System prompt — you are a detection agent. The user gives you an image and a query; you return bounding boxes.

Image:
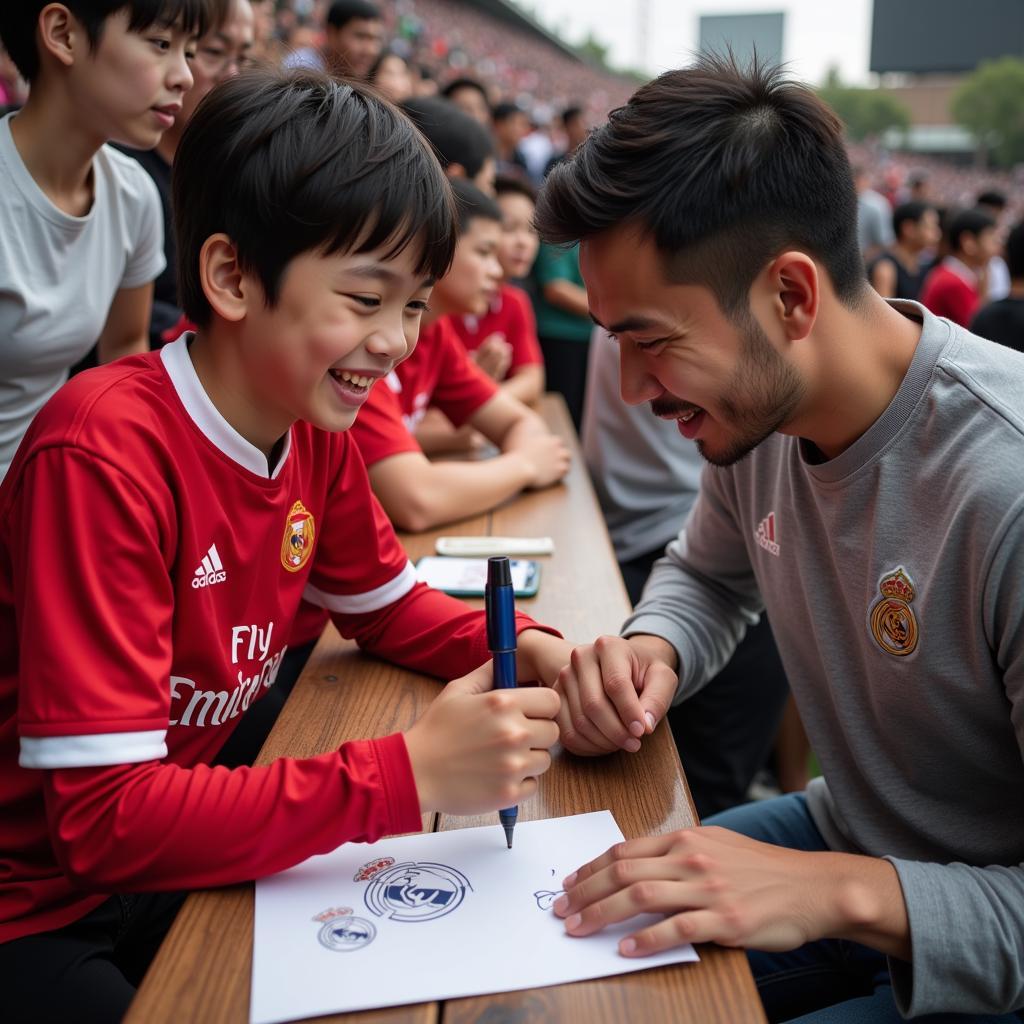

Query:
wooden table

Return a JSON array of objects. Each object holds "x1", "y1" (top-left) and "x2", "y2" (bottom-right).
[{"x1": 127, "y1": 396, "x2": 765, "y2": 1024}]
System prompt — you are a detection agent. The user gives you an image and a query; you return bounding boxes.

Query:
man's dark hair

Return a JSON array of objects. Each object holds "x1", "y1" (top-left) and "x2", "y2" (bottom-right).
[
  {"x1": 450, "y1": 178, "x2": 502, "y2": 235},
  {"x1": 491, "y1": 101, "x2": 524, "y2": 124},
  {"x1": 976, "y1": 190, "x2": 1007, "y2": 211},
  {"x1": 946, "y1": 208, "x2": 996, "y2": 254},
  {"x1": 494, "y1": 175, "x2": 536, "y2": 204},
  {"x1": 0, "y1": 0, "x2": 209, "y2": 82},
  {"x1": 442, "y1": 77, "x2": 488, "y2": 104},
  {"x1": 892, "y1": 201, "x2": 932, "y2": 241},
  {"x1": 174, "y1": 68, "x2": 456, "y2": 327},
  {"x1": 401, "y1": 96, "x2": 495, "y2": 179},
  {"x1": 326, "y1": 0, "x2": 380, "y2": 29},
  {"x1": 1005, "y1": 222, "x2": 1024, "y2": 280},
  {"x1": 536, "y1": 54, "x2": 866, "y2": 316}
]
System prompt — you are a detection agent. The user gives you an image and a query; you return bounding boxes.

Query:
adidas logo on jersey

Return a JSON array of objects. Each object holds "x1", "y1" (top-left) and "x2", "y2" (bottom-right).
[
  {"x1": 755, "y1": 512, "x2": 780, "y2": 557},
  {"x1": 192, "y1": 544, "x2": 227, "y2": 588}
]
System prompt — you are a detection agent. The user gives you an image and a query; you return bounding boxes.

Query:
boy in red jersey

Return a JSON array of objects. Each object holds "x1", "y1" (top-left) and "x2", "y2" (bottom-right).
[{"x1": 0, "y1": 68, "x2": 569, "y2": 1020}]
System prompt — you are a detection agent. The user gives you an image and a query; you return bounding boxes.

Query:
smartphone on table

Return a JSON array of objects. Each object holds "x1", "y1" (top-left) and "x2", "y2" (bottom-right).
[{"x1": 414, "y1": 556, "x2": 541, "y2": 597}]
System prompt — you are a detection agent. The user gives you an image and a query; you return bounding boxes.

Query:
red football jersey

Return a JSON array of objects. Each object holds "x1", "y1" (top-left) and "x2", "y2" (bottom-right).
[
  {"x1": 920, "y1": 259, "x2": 981, "y2": 328},
  {"x1": 450, "y1": 284, "x2": 544, "y2": 377},
  {"x1": 350, "y1": 315, "x2": 499, "y2": 468},
  {"x1": 0, "y1": 336, "x2": 528, "y2": 942}
]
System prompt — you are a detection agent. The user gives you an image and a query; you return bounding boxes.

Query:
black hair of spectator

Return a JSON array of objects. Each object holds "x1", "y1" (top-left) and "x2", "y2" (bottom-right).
[
  {"x1": 561, "y1": 105, "x2": 583, "y2": 126},
  {"x1": 368, "y1": 48, "x2": 406, "y2": 82},
  {"x1": 442, "y1": 77, "x2": 488, "y2": 103},
  {"x1": 450, "y1": 177, "x2": 502, "y2": 235},
  {"x1": 1005, "y1": 222, "x2": 1024, "y2": 281},
  {"x1": 401, "y1": 96, "x2": 495, "y2": 178},
  {"x1": 946, "y1": 208, "x2": 996, "y2": 254},
  {"x1": 536, "y1": 53, "x2": 866, "y2": 316},
  {"x1": 892, "y1": 201, "x2": 932, "y2": 241},
  {"x1": 494, "y1": 175, "x2": 537, "y2": 204},
  {"x1": 174, "y1": 68, "x2": 456, "y2": 327},
  {"x1": 492, "y1": 101, "x2": 524, "y2": 123},
  {"x1": 0, "y1": 0, "x2": 209, "y2": 82},
  {"x1": 976, "y1": 190, "x2": 1007, "y2": 211},
  {"x1": 327, "y1": 0, "x2": 380, "y2": 29}
]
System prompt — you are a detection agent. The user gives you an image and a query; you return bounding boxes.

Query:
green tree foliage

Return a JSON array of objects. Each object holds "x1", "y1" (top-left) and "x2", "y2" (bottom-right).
[
  {"x1": 818, "y1": 70, "x2": 910, "y2": 142},
  {"x1": 952, "y1": 57, "x2": 1024, "y2": 167}
]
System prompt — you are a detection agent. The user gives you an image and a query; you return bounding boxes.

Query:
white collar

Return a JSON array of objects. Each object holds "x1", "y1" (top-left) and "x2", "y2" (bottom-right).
[{"x1": 160, "y1": 335, "x2": 292, "y2": 480}]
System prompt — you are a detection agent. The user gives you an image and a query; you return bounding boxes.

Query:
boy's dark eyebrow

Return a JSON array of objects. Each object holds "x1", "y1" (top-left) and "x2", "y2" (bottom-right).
[{"x1": 343, "y1": 265, "x2": 434, "y2": 290}]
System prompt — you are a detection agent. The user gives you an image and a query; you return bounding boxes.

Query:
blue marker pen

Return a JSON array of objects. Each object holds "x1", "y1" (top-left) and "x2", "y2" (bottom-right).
[{"x1": 485, "y1": 556, "x2": 518, "y2": 849}]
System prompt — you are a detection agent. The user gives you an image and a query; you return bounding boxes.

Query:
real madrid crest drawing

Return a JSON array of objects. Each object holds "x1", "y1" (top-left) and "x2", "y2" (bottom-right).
[
  {"x1": 357, "y1": 859, "x2": 472, "y2": 923},
  {"x1": 312, "y1": 907, "x2": 377, "y2": 952},
  {"x1": 281, "y1": 500, "x2": 315, "y2": 572},
  {"x1": 868, "y1": 566, "x2": 919, "y2": 657}
]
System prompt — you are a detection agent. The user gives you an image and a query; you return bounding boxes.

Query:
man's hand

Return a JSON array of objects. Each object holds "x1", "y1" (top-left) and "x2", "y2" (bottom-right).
[
  {"x1": 553, "y1": 827, "x2": 910, "y2": 959},
  {"x1": 472, "y1": 333, "x2": 513, "y2": 381},
  {"x1": 554, "y1": 635, "x2": 678, "y2": 756},
  {"x1": 404, "y1": 662, "x2": 560, "y2": 815}
]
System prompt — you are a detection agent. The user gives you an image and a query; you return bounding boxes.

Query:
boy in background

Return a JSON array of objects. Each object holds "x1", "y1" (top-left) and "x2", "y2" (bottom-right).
[
  {"x1": 0, "y1": 0, "x2": 196, "y2": 479},
  {"x1": 920, "y1": 208, "x2": 999, "y2": 326},
  {"x1": 0, "y1": 69, "x2": 568, "y2": 1019}
]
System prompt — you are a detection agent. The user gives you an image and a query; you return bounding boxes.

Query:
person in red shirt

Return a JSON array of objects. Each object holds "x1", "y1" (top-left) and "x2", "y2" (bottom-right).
[
  {"x1": 449, "y1": 177, "x2": 545, "y2": 406},
  {"x1": 920, "y1": 209, "x2": 999, "y2": 327},
  {"x1": 0, "y1": 68, "x2": 572, "y2": 1020}
]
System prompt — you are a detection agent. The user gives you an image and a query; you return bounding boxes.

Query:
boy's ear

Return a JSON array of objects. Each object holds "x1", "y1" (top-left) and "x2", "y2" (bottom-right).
[
  {"x1": 199, "y1": 234, "x2": 249, "y2": 323},
  {"x1": 38, "y1": 4, "x2": 78, "y2": 69}
]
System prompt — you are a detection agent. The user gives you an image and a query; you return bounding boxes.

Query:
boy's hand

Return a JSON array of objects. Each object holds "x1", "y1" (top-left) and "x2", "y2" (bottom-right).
[
  {"x1": 506, "y1": 431, "x2": 571, "y2": 489},
  {"x1": 405, "y1": 663, "x2": 560, "y2": 814},
  {"x1": 472, "y1": 333, "x2": 513, "y2": 380},
  {"x1": 554, "y1": 635, "x2": 678, "y2": 756}
]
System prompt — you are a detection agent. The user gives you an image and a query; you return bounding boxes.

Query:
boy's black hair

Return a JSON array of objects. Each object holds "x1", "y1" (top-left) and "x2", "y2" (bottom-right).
[
  {"x1": 536, "y1": 53, "x2": 866, "y2": 317},
  {"x1": 1, "y1": 0, "x2": 209, "y2": 82},
  {"x1": 976, "y1": 190, "x2": 1007, "y2": 211},
  {"x1": 441, "y1": 77, "x2": 488, "y2": 103},
  {"x1": 450, "y1": 178, "x2": 502, "y2": 235},
  {"x1": 494, "y1": 175, "x2": 537, "y2": 204},
  {"x1": 1005, "y1": 222, "x2": 1024, "y2": 281},
  {"x1": 491, "y1": 101, "x2": 524, "y2": 123},
  {"x1": 946, "y1": 208, "x2": 996, "y2": 254},
  {"x1": 892, "y1": 201, "x2": 932, "y2": 241},
  {"x1": 173, "y1": 68, "x2": 456, "y2": 327},
  {"x1": 326, "y1": 0, "x2": 380, "y2": 29},
  {"x1": 401, "y1": 96, "x2": 495, "y2": 179}
]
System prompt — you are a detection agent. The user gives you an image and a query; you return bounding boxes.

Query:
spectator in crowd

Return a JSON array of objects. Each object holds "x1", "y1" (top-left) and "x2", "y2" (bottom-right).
[
  {"x1": 854, "y1": 165, "x2": 895, "y2": 263},
  {"x1": 441, "y1": 75, "x2": 491, "y2": 125},
  {"x1": 532, "y1": 240, "x2": 592, "y2": 430},
  {"x1": 977, "y1": 189, "x2": 1011, "y2": 301},
  {"x1": 906, "y1": 170, "x2": 930, "y2": 203},
  {"x1": 0, "y1": 44, "x2": 24, "y2": 109},
  {"x1": 125, "y1": 0, "x2": 256, "y2": 348},
  {"x1": 491, "y1": 99, "x2": 530, "y2": 180},
  {"x1": 920, "y1": 208, "x2": 999, "y2": 327},
  {"x1": 971, "y1": 222, "x2": 1024, "y2": 353},
  {"x1": 284, "y1": 0, "x2": 383, "y2": 79},
  {"x1": 867, "y1": 201, "x2": 939, "y2": 302},
  {"x1": 583, "y1": 328, "x2": 794, "y2": 817},
  {"x1": 544, "y1": 104, "x2": 588, "y2": 176},
  {"x1": 402, "y1": 95, "x2": 496, "y2": 194},
  {"x1": 368, "y1": 50, "x2": 413, "y2": 103}
]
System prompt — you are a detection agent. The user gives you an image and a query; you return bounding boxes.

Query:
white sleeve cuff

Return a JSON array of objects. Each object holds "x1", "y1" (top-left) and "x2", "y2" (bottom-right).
[
  {"x1": 19, "y1": 730, "x2": 168, "y2": 769},
  {"x1": 303, "y1": 560, "x2": 418, "y2": 615}
]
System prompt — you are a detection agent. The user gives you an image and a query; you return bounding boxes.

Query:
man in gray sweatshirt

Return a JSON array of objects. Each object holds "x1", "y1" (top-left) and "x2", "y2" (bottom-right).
[{"x1": 536, "y1": 54, "x2": 1024, "y2": 1023}]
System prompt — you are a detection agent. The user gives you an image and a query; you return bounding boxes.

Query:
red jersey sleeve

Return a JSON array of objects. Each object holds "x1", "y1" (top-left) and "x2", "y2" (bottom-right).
[
  {"x1": 427, "y1": 318, "x2": 499, "y2": 427},
  {"x1": 347, "y1": 375, "x2": 422, "y2": 468},
  {"x1": 502, "y1": 286, "x2": 544, "y2": 372}
]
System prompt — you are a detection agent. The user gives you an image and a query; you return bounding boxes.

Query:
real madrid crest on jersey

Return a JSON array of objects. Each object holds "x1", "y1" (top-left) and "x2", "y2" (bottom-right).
[
  {"x1": 281, "y1": 500, "x2": 315, "y2": 572},
  {"x1": 868, "y1": 566, "x2": 919, "y2": 657}
]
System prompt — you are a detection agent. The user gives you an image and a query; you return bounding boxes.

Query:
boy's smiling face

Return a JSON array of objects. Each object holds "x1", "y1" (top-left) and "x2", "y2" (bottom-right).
[
  {"x1": 70, "y1": 9, "x2": 195, "y2": 148},
  {"x1": 197, "y1": 241, "x2": 433, "y2": 456}
]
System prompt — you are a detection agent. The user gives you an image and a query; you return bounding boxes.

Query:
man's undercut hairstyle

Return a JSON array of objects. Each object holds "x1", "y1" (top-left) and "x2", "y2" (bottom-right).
[
  {"x1": 494, "y1": 175, "x2": 537, "y2": 204},
  {"x1": 450, "y1": 178, "x2": 502, "y2": 235},
  {"x1": 173, "y1": 67, "x2": 457, "y2": 327},
  {"x1": 327, "y1": 0, "x2": 380, "y2": 29},
  {"x1": 947, "y1": 208, "x2": 996, "y2": 254},
  {"x1": 401, "y1": 96, "x2": 495, "y2": 179},
  {"x1": 0, "y1": 0, "x2": 209, "y2": 82},
  {"x1": 893, "y1": 201, "x2": 932, "y2": 241},
  {"x1": 1005, "y1": 222, "x2": 1024, "y2": 281},
  {"x1": 536, "y1": 53, "x2": 866, "y2": 317}
]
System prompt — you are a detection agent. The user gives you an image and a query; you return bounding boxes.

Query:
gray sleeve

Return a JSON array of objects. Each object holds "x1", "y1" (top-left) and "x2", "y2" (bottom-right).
[
  {"x1": 886, "y1": 501, "x2": 1024, "y2": 1017},
  {"x1": 621, "y1": 463, "x2": 762, "y2": 704}
]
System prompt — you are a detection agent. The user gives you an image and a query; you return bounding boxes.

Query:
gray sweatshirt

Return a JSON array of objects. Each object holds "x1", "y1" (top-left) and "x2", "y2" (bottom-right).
[{"x1": 624, "y1": 302, "x2": 1024, "y2": 1017}]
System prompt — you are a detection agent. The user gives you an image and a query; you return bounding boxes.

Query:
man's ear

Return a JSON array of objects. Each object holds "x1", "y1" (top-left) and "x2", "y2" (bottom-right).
[
  {"x1": 199, "y1": 234, "x2": 250, "y2": 323},
  {"x1": 38, "y1": 4, "x2": 78, "y2": 69},
  {"x1": 764, "y1": 251, "x2": 819, "y2": 342}
]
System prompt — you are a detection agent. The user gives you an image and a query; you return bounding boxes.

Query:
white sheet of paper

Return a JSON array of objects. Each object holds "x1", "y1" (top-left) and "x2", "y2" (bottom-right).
[{"x1": 251, "y1": 810, "x2": 699, "y2": 1024}]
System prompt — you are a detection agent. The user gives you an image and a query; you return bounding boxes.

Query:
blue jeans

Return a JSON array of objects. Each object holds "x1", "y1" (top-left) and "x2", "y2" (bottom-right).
[{"x1": 705, "y1": 794, "x2": 1024, "y2": 1024}]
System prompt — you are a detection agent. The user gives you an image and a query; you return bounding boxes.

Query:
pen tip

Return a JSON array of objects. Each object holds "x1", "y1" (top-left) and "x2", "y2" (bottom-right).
[{"x1": 503, "y1": 825, "x2": 514, "y2": 849}]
